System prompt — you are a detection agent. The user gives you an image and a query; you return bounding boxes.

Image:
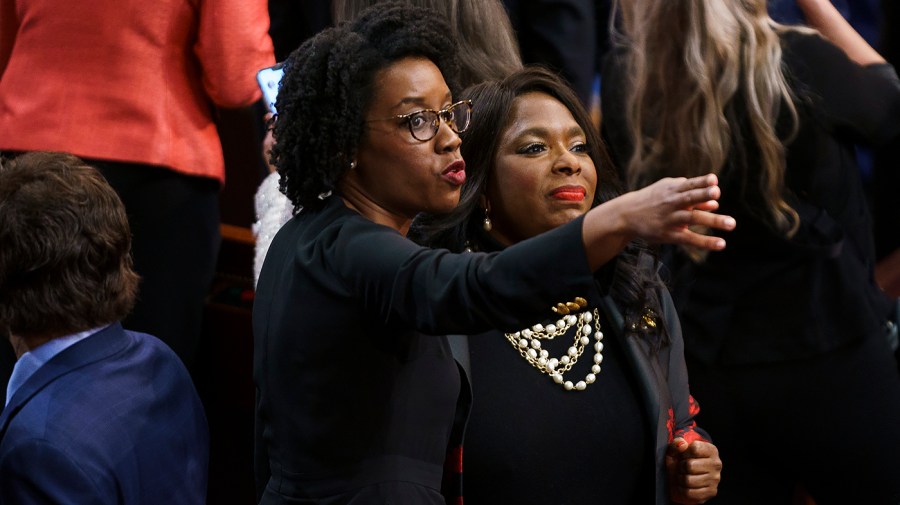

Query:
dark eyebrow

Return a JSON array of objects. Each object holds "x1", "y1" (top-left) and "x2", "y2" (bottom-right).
[
  {"x1": 513, "y1": 125, "x2": 586, "y2": 139},
  {"x1": 392, "y1": 91, "x2": 453, "y2": 112}
]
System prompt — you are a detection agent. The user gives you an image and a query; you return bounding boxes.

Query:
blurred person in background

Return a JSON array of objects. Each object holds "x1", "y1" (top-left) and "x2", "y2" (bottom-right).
[
  {"x1": 0, "y1": 152, "x2": 208, "y2": 505},
  {"x1": 603, "y1": 0, "x2": 900, "y2": 502},
  {"x1": 0, "y1": 0, "x2": 275, "y2": 368}
]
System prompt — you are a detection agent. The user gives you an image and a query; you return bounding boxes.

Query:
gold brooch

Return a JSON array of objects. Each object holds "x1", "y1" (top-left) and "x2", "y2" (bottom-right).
[
  {"x1": 629, "y1": 307, "x2": 658, "y2": 332},
  {"x1": 551, "y1": 296, "x2": 588, "y2": 315}
]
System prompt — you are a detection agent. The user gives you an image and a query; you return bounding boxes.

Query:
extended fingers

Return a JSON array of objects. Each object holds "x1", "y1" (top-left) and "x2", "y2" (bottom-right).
[
  {"x1": 688, "y1": 210, "x2": 736, "y2": 233},
  {"x1": 692, "y1": 199, "x2": 719, "y2": 212},
  {"x1": 664, "y1": 209, "x2": 735, "y2": 250},
  {"x1": 669, "y1": 227, "x2": 727, "y2": 251},
  {"x1": 675, "y1": 185, "x2": 721, "y2": 208},
  {"x1": 671, "y1": 173, "x2": 719, "y2": 190}
]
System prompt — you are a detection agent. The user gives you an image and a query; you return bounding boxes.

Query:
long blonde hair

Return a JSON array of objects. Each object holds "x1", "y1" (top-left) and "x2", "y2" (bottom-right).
[{"x1": 615, "y1": 0, "x2": 806, "y2": 236}]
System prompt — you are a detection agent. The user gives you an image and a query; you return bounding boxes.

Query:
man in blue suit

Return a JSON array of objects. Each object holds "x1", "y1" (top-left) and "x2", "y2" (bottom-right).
[{"x1": 0, "y1": 152, "x2": 209, "y2": 504}]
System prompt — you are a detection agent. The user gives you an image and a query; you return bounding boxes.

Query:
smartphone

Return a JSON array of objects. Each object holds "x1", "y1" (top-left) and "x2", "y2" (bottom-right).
[{"x1": 257, "y1": 63, "x2": 285, "y2": 114}]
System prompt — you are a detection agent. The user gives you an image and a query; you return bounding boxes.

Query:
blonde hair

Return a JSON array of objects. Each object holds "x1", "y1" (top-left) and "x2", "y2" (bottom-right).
[
  {"x1": 333, "y1": 0, "x2": 522, "y2": 86},
  {"x1": 615, "y1": 0, "x2": 809, "y2": 236}
]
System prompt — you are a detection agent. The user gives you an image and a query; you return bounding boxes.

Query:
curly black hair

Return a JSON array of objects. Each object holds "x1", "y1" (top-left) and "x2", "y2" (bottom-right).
[{"x1": 271, "y1": 2, "x2": 461, "y2": 212}]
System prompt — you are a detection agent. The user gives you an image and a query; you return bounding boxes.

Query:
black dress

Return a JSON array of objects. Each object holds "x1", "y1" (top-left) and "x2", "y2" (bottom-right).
[{"x1": 463, "y1": 312, "x2": 651, "y2": 505}]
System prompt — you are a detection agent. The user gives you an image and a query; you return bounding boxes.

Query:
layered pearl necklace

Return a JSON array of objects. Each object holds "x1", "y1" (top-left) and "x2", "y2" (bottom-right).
[{"x1": 504, "y1": 305, "x2": 604, "y2": 391}]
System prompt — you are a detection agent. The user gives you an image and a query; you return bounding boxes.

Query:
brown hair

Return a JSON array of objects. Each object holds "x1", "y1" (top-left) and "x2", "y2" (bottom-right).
[
  {"x1": 0, "y1": 152, "x2": 139, "y2": 338},
  {"x1": 332, "y1": 0, "x2": 522, "y2": 87}
]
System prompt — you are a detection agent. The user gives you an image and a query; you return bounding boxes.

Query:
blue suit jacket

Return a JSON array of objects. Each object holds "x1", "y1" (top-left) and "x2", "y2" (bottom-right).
[{"x1": 0, "y1": 323, "x2": 209, "y2": 504}]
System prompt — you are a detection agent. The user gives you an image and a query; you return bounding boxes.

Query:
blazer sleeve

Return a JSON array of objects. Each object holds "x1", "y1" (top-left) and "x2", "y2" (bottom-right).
[
  {"x1": 194, "y1": 0, "x2": 275, "y2": 107},
  {"x1": 786, "y1": 32, "x2": 900, "y2": 146},
  {"x1": 660, "y1": 287, "x2": 710, "y2": 444},
  {"x1": 0, "y1": 439, "x2": 112, "y2": 505},
  {"x1": 0, "y1": 0, "x2": 16, "y2": 79},
  {"x1": 330, "y1": 214, "x2": 599, "y2": 335}
]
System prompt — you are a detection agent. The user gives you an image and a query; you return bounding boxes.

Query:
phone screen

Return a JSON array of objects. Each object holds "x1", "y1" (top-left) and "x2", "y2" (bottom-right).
[{"x1": 257, "y1": 64, "x2": 284, "y2": 114}]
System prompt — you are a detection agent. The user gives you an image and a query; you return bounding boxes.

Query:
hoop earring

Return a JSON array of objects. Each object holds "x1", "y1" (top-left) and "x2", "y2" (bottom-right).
[
  {"x1": 483, "y1": 208, "x2": 492, "y2": 232},
  {"x1": 349, "y1": 160, "x2": 357, "y2": 170}
]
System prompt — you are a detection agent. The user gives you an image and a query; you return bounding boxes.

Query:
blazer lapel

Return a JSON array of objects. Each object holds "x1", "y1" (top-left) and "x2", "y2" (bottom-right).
[
  {"x1": 598, "y1": 295, "x2": 666, "y2": 501},
  {"x1": 0, "y1": 323, "x2": 130, "y2": 437}
]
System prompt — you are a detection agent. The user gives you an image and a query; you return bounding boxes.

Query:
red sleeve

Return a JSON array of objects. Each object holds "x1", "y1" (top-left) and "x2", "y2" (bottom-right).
[
  {"x1": 194, "y1": 0, "x2": 275, "y2": 107},
  {"x1": 0, "y1": 0, "x2": 18, "y2": 79}
]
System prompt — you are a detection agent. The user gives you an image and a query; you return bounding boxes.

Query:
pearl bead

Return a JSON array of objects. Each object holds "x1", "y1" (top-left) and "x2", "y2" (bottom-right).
[{"x1": 505, "y1": 308, "x2": 604, "y2": 393}]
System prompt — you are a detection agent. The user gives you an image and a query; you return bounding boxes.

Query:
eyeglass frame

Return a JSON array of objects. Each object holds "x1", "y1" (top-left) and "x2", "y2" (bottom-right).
[{"x1": 366, "y1": 99, "x2": 473, "y2": 142}]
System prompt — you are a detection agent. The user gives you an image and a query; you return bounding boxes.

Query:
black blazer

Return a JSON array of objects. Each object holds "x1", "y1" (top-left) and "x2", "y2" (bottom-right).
[{"x1": 449, "y1": 288, "x2": 708, "y2": 505}]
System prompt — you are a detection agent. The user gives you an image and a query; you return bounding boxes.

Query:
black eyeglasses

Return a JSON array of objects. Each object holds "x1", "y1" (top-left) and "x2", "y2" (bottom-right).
[{"x1": 368, "y1": 100, "x2": 473, "y2": 142}]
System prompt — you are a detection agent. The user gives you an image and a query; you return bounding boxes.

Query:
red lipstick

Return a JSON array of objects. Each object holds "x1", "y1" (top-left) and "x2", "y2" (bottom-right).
[
  {"x1": 550, "y1": 185, "x2": 586, "y2": 201},
  {"x1": 442, "y1": 159, "x2": 467, "y2": 186}
]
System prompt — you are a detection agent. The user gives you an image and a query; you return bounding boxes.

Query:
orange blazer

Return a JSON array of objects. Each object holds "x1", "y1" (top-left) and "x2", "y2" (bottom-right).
[{"x1": 0, "y1": 0, "x2": 275, "y2": 183}]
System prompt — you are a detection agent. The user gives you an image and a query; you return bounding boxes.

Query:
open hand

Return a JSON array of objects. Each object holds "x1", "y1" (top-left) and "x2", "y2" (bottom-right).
[{"x1": 614, "y1": 174, "x2": 736, "y2": 250}]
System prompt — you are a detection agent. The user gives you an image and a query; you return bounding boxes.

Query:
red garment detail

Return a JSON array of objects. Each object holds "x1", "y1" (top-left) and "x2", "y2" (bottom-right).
[{"x1": 446, "y1": 445, "x2": 463, "y2": 473}]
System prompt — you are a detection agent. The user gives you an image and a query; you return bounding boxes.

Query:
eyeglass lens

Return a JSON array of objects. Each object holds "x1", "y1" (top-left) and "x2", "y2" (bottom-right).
[{"x1": 408, "y1": 101, "x2": 471, "y2": 141}]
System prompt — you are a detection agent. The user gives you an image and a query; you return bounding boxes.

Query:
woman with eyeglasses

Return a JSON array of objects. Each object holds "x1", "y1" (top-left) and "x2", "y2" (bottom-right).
[
  {"x1": 253, "y1": 0, "x2": 523, "y2": 285},
  {"x1": 253, "y1": 4, "x2": 734, "y2": 504}
]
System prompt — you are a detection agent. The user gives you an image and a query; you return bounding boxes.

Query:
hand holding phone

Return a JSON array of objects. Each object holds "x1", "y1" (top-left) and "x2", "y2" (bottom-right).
[{"x1": 257, "y1": 63, "x2": 284, "y2": 114}]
